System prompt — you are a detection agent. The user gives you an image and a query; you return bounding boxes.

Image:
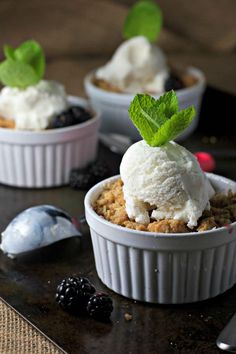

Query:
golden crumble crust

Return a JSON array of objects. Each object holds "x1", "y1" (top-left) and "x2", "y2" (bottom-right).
[
  {"x1": 180, "y1": 73, "x2": 198, "y2": 87},
  {"x1": 93, "y1": 78, "x2": 122, "y2": 93},
  {"x1": 93, "y1": 179, "x2": 236, "y2": 233},
  {"x1": 93, "y1": 72, "x2": 198, "y2": 94},
  {"x1": 0, "y1": 116, "x2": 15, "y2": 129},
  {"x1": 197, "y1": 217, "x2": 218, "y2": 232},
  {"x1": 147, "y1": 220, "x2": 189, "y2": 233}
]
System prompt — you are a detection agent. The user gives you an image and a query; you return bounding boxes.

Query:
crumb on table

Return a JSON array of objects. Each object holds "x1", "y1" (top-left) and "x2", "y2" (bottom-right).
[{"x1": 124, "y1": 313, "x2": 133, "y2": 321}]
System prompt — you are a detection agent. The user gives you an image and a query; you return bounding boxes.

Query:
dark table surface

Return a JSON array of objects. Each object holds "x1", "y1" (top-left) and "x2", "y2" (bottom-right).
[{"x1": 0, "y1": 87, "x2": 236, "y2": 354}]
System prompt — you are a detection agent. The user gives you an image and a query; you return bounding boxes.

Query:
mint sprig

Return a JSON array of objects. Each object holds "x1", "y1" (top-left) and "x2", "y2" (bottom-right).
[
  {"x1": 123, "y1": 0, "x2": 163, "y2": 42},
  {"x1": 0, "y1": 40, "x2": 45, "y2": 88},
  {"x1": 4, "y1": 45, "x2": 15, "y2": 60},
  {"x1": 128, "y1": 91, "x2": 196, "y2": 146}
]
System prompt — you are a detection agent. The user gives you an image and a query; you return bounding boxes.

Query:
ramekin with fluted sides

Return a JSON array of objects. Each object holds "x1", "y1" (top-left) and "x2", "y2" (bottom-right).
[
  {"x1": 85, "y1": 173, "x2": 236, "y2": 304},
  {"x1": 0, "y1": 96, "x2": 100, "y2": 188},
  {"x1": 84, "y1": 67, "x2": 206, "y2": 141}
]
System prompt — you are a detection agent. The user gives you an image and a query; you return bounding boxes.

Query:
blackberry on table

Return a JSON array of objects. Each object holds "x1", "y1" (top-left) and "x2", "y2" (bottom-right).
[
  {"x1": 89, "y1": 161, "x2": 110, "y2": 180},
  {"x1": 55, "y1": 276, "x2": 95, "y2": 313},
  {"x1": 164, "y1": 74, "x2": 184, "y2": 91},
  {"x1": 69, "y1": 161, "x2": 111, "y2": 190},
  {"x1": 87, "y1": 293, "x2": 113, "y2": 321},
  {"x1": 69, "y1": 170, "x2": 96, "y2": 190}
]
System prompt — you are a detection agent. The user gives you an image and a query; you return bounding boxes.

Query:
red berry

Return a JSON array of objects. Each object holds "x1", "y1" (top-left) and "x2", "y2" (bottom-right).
[{"x1": 194, "y1": 152, "x2": 215, "y2": 172}]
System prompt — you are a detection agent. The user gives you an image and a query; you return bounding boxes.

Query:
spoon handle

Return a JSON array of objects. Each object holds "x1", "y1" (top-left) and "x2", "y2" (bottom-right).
[
  {"x1": 99, "y1": 133, "x2": 132, "y2": 155},
  {"x1": 217, "y1": 313, "x2": 236, "y2": 352}
]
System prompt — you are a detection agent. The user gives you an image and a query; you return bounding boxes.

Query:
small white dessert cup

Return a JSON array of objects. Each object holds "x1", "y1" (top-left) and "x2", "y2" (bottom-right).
[
  {"x1": 0, "y1": 96, "x2": 100, "y2": 188},
  {"x1": 84, "y1": 67, "x2": 205, "y2": 141},
  {"x1": 85, "y1": 173, "x2": 236, "y2": 304}
]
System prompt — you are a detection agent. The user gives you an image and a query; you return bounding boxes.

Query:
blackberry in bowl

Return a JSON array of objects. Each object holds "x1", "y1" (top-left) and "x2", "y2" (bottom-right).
[{"x1": 50, "y1": 105, "x2": 92, "y2": 129}]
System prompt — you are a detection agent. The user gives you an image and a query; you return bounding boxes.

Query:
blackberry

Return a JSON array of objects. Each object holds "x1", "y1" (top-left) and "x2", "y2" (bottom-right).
[
  {"x1": 89, "y1": 161, "x2": 110, "y2": 180},
  {"x1": 51, "y1": 105, "x2": 91, "y2": 129},
  {"x1": 69, "y1": 106, "x2": 92, "y2": 124},
  {"x1": 69, "y1": 161, "x2": 110, "y2": 190},
  {"x1": 51, "y1": 111, "x2": 75, "y2": 128},
  {"x1": 164, "y1": 74, "x2": 184, "y2": 91},
  {"x1": 55, "y1": 276, "x2": 95, "y2": 313},
  {"x1": 87, "y1": 293, "x2": 113, "y2": 321},
  {"x1": 70, "y1": 169, "x2": 96, "y2": 190}
]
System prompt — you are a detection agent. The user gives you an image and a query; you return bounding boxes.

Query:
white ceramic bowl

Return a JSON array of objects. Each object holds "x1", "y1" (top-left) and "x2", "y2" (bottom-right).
[
  {"x1": 85, "y1": 173, "x2": 236, "y2": 304},
  {"x1": 84, "y1": 67, "x2": 206, "y2": 141},
  {"x1": 0, "y1": 96, "x2": 100, "y2": 188}
]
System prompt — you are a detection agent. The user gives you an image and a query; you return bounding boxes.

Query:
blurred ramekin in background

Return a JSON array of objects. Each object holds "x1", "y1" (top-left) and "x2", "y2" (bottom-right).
[
  {"x1": 0, "y1": 97, "x2": 100, "y2": 188},
  {"x1": 85, "y1": 67, "x2": 205, "y2": 141}
]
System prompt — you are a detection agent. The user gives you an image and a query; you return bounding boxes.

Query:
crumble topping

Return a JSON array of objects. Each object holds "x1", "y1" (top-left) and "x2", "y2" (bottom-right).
[
  {"x1": 0, "y1": 116, "x2": 15, "y2": 129},
  {"x1": 93, "y1": 179, "x2": 236, "y2": 233},
  {"x1": 93, "y1": 72, "x2": 198, "y2": 94},
  {"x1": 93, "y1": 78, "x2": 122, "y2": 93}
]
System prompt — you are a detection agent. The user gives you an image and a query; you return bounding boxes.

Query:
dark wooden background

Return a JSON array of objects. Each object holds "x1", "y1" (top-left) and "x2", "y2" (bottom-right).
[{"x1": 1, "y1": 0, "x2": 236, "y2": 96}]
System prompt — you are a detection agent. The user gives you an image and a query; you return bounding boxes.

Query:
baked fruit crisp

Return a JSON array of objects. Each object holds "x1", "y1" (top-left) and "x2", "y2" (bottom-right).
[
  {"x1": 91, "y1": 82, "x2": 235, "y2": 234},
  {"x1": 93, "y1": 67, "x2": 198, "y2": 94},
  {"x1": 0, "y1": 40, "x2": 92, "y2": 130},
  {"x1": 93, "y1": 2, "x2": 199, "y2": 95},
  {"x1": 93, "y1": 179, "x2": 236, "y2": 233}
]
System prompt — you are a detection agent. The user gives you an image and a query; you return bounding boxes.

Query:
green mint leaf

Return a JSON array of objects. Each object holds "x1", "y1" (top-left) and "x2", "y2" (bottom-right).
[
  {"x1": 3, "y1": 45, "x2": 15, "y2": 60},
  {"x1": 0, "y1": 40, "x2": 45, "y2": 88},
  {"x1": 0, "y1": 59, "x2": 40, "y2": 88},
  {"x1": 123, "y1": 0, "x2": 163, "y2": 42},
  {"x1": 128, "y1": 94, "x2": 168, "y2": 144},
  {"x1": 156, "y1": 90, "x2": 179, "y2": 118},
  {"x1": 150, "y1": 106, "x2": 196, "y2": 146},
  {"x1": 128, "y1": 91, "x2": 196, "y2": 146},
  {"x1": 14, "y1": 40, "x2": 45, "y2": 78}
]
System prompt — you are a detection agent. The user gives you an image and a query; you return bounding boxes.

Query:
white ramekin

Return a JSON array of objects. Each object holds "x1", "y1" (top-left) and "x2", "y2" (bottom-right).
[
  {"x1": 0, "y1": 96, "x2": 100, "y2": 188},
  {"x1": 84, "y1": 67, "x2": 206, "y2": 141},
  {"x1": 85, "y1": 173, "x2": 236, "y2": 304}
]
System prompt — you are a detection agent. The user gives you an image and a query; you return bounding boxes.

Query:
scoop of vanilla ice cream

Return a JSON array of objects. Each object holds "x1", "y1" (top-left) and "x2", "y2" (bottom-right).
[
  {"x1": 96, "y1": 36, "x2": 169, "y2": 93},
  {"x1": 0, "y1": 80, "x2": 68, "y2": 130},
  {"x1": 120, "y1": 140, "x2": 215, "y2": 228}
]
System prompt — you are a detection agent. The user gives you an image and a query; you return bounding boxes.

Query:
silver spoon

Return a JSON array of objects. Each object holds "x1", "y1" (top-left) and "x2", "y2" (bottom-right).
[
  {"x1": 217, "y1": 312, "x2": 236, "y2": 352},
  {"x1": 99, "y1": 133, "x2": 133, "y2": 155}
]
